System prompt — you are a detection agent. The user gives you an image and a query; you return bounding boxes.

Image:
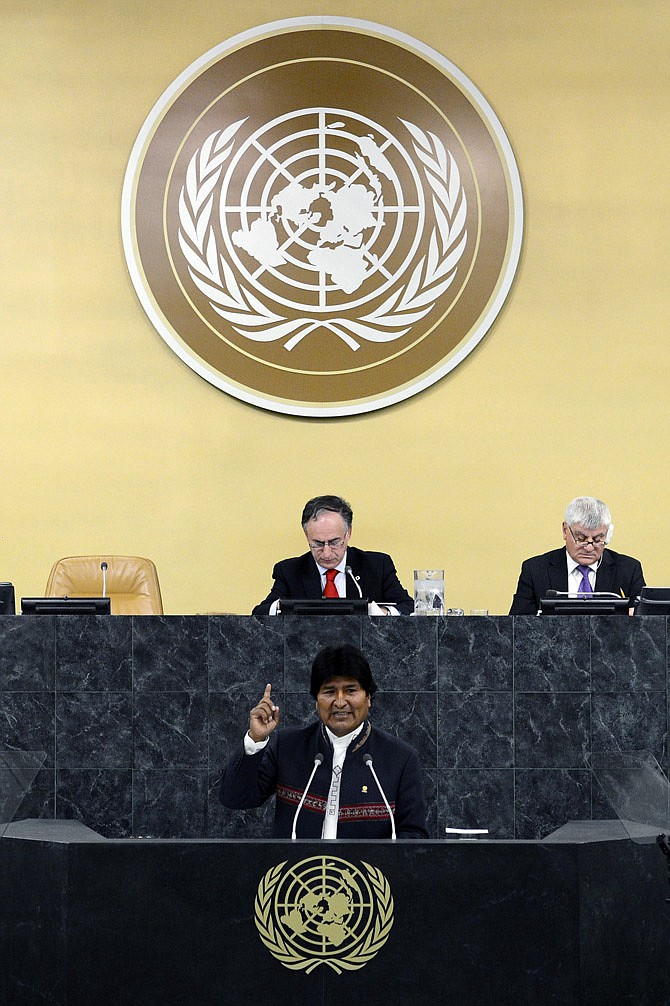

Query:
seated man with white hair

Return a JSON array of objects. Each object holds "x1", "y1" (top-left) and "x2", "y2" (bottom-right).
[{"x1": 509, "y1": 496, "x2": 645, "y2": 615}]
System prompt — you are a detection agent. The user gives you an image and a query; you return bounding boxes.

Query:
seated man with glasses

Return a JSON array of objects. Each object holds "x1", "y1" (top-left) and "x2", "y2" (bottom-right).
[
  {"x1": 252, "y1": 494, "x2": 413, "y2": 616},
  {"x1": 509, "y1": 496, "x2": 645, "y2": 615}
]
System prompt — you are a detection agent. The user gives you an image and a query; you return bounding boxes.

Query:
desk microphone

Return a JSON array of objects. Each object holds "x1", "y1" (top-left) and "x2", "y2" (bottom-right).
[
  {"x1": 291, "y1": 752, "x2": 324, "y2": 840},
  {"x1": 100, "y1": 562, "x2": 108, "y2": 598},
  {"x1": 345, "y1": 566, "x2": 363, "y2": 598},
  {"x1": 545, "y1": 589, "x2": 621, "y2": 599},
  {"x1": 363, "y1": 753, "x2": 396, "y2": 840}
]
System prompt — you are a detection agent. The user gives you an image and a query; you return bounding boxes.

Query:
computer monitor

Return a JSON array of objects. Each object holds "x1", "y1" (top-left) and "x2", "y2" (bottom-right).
[
  {"x1": 280, "y1": 598, "x2": 369, "y2": 617},
  {"x1": 21, "y1": 597, "x2": 111, "y2": 615},
  {"x1": 634, "y1": 587, "x2": 670, "y2": 616},
  {"x1": 0, "y1": 583, "x2": 16, "y2": 615},
  {"x1": 540, "y1": 593, "x2": 630, "y2": 616}
]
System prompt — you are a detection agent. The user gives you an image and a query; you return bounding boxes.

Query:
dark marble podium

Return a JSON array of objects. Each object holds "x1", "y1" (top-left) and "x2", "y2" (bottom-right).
[
  {"x1": 0, "y1": 614, "x2": 667, "y2": 840},
  {"x1": 1, "y1": 819, "x2": 669, "y2": 1005}
]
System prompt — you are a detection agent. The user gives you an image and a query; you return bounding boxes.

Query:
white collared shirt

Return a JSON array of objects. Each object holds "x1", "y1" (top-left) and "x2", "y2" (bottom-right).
[{"x1": 322, "y1": 724, "x2": 360, "y2": 839}]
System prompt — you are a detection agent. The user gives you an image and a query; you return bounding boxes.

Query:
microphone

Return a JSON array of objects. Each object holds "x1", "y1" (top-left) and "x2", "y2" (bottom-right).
[
  {"x1": 545, "y1": 589, "x2": 621, "y2": 599},
  {"x1": 100, "y1": 562, "x2": 108, "y2": 598},
  {"x1": 363, "y1": 753, "x2": 396, "y2": 840},
  {"x1": 291, "y1": 752, "x2": 324, "y2": 840},
  {"x1": 345, "y1": 566, "x2": 363, "y2": 598}
]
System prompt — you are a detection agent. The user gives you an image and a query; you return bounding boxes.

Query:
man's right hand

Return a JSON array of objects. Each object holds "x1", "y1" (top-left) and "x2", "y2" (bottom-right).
[{"x1": 248, "y1": 683, "x2": 280, "y2": 742}]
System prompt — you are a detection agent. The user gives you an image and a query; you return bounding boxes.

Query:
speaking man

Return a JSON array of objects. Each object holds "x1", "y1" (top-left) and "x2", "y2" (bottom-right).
[
  {"x1": 251, "y1": 494, "x2": 413, "y2": 616},
  {"x1": 220, "y1": 644, "x2": 428, "y2": 839},
  {"x1": 509, "y1": 496, "x2": 645, "y2": 615}
]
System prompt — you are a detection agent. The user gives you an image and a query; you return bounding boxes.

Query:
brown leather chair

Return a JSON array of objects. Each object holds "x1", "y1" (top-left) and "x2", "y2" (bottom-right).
[{"x1": 45, "y1": 556, "x2": 163, "y2": 615}]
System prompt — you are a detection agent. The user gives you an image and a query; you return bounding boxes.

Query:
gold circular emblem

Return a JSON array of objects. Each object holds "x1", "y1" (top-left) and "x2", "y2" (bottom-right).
[
  {"x1": 254, "y1": 856, "x2": 394, "y2": 973},
  {"x1": 122, "y1": 17, "x2": 523, "y2": 416}
]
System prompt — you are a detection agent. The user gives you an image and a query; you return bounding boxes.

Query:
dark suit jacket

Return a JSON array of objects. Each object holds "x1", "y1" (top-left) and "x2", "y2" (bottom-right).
[
  {"x1": 252, "y1": 545, "x2": 414, "y2": 616},
  {"x1": 509, "y1": 547, "x2": 645, "y2": 615}
]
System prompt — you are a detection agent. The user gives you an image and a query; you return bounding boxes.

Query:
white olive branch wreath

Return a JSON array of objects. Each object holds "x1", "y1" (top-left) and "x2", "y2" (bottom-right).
[{"x1": 178, "y1": 120, "x2": 467, "y2": 351}]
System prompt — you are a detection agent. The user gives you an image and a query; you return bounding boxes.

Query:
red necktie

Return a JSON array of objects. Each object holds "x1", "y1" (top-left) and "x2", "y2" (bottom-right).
[{"x1": 323, "y1": 568, "x2": 339, "y2": 598}]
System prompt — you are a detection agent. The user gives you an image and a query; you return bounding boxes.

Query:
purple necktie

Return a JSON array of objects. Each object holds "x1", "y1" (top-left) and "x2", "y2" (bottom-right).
[{"x1": 576, "y1": 564, "x2": 593, "y2": 595}]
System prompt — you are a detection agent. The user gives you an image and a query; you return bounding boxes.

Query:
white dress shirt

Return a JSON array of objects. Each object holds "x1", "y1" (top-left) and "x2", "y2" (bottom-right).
[{"x1": 322, "y1": 725, "x2": 360, "y2": 839}]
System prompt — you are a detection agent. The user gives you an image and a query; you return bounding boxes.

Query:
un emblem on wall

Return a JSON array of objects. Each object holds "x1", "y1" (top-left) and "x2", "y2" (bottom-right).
[
  {"x1": 254, "y1": 856, "x2": 394, "y2": 973},
  {"x1": 122, "y1": 17, "x2": 523, "y2": 416}
]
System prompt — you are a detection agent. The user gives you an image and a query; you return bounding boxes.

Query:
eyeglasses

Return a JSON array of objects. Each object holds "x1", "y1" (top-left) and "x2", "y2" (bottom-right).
[
  {"x1": 307, "y1": 537, "x2": 347, "y2": 551},
  {"x1": 568, "y1": 525, "x2": 607, "y2": 547}
]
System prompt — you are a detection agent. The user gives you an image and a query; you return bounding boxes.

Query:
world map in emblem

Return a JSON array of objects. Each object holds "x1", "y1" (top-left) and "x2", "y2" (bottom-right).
[
  {"x1": 223, "y1": 110, "x2": 427, "y2": 305},
  {"x1": 122, "y1": 18, "x2": 523, "y2": 415}
]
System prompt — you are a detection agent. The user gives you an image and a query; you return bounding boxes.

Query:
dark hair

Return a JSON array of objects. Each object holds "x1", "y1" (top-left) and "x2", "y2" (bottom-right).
[
  {"x1": 301, "y1": 495, "x2": 353, "y2": 530},
  {"x1": 309, "y1": 644, "x2": 377, "y2": 699}
]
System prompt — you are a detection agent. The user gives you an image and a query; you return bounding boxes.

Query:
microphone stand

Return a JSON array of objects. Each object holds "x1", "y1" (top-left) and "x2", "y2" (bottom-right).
[
  {"x1": 345, "y1": 566, "x2": 363, "y2": 598},
  {"x1": 363, "y1": 754, "x2": 396, "y2": 840},
  {"x1": 291, "y1": 753, "x2": 324, "y2": 840}
]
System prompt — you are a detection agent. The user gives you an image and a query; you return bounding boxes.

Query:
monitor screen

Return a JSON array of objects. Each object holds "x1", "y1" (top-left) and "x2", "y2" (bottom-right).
[
  {"x1": 540, "y1": 595, "x2": 630, "y2": 616},
  {"x1": 280, "y1": 598, "x2": 369, "y2": 617},
  {"x1": 21, "y1": 596, "x2": 111, "y2": 615},
  {"x1": 0, "y1": 582, "x2": 16, "y2": 615},
  {"x1": 634, "y1": 587, "x2": 670, "y2": 616}
]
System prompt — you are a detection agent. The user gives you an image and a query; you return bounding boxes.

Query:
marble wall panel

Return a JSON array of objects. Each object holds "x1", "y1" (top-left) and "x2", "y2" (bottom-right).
[
  {"x1": 591, "y1": 692, "x2": 668, "y2": 764},
  {"x1": 0, "y1": 692, "x2": 55, "y2": 765},
  {"x1": 438, "y1": 691, "x2": 514, "y2": 768},
  {"x1": 281, "y1": 690, "x2": 322, "y2": 730},
  {"x1": 133, "y1": 615, "x2": 208, "y2": 691},
  {"x1": 374, "y1": 690, "x2": 437, "y2": 768},
  {"x1": 206, "y1": 774, "x2": 274, "y2": 839},
  {"x1": 55, "y1": 617, "x2": 132, "y2": 691},
  {"x1": 438, "y1": 615, "x2": 513, "y2": 691},
  {"x1": 515, "y1": 693, "x2": 591, "y2": 769},
  {"x1": 133, "y1": 692, "x2": 208, "y2": 769},
  {"x1": 422, "y1": 768, "x2": 438, "y2": 838},
  {"x1": 208, "y1": 615, "x2": 283, "y2": 693},
  {"x1": 208, "y1": 688, "x2": 268, "y2": 768},
  {"x1": 132, "y1": 769, "x2": 208, "y2": 838},
  {"x1": 56, "y1": 769, "x2": 132, "y2": 838},
  {"x1": 55, "y1": 693, "x2": 132, "y2": 769},
  {"x1": 16, "y1": 767, "x2": 55, "y2": 820},
  {"x1": 515, "y1": 769, "x2": 592, "y2": 840},
  {"x1": 437, "y1": 768, "x2": 515, "y2": 837},
  {"x1": 363, "y1": 616, "x2": 437, "y2": 690},
  {"x1": 513, "y1": 616, "x2": 591, "y2": 692},
  {"x1": 1, "y1": 614, "x2": 669, "y2": 842},
  {"x1": 591, "y1": 616, "x2": 666, "y2": 691},
  {"x1": 0, "y1": 617, "x2": 54, "y2": 690}
]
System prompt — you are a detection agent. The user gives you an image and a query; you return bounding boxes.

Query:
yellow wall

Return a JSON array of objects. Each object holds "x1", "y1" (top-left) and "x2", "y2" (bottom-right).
[{"x1": 2, "y1": 0, "x2": 668, "y2": 613}]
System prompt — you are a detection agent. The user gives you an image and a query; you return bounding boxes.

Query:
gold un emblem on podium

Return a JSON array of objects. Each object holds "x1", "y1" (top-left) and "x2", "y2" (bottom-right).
[{"x1": 254, "y1": 856, "x2": 394, "y2": 973}]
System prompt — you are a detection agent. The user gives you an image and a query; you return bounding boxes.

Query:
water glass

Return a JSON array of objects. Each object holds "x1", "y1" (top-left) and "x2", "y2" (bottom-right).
[{"x1": 413, "y1": 569, "x2": 445, "y2": 615}]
